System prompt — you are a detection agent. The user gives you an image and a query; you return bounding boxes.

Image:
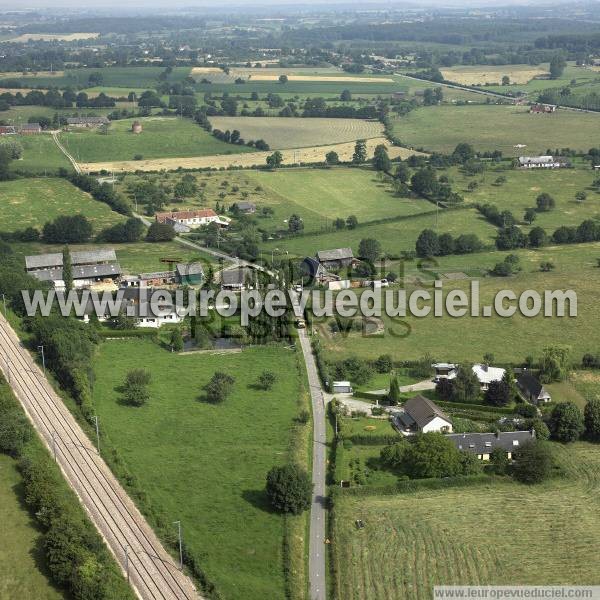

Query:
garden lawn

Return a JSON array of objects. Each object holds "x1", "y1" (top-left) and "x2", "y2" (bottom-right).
[
  {"x1": 392, "y1": 104, "x2": 599, "y2": 155},
  {"x1": 0, "y1": 177, "x2": 125, "y2": 233},
  {"x1": 92, "y1": 340, "x2": 306, "y2": 600},
  {"x1": 332, "y1": 443, "x2": 600, "y2": 600},
  {"x1": 59, "y1": 116, "x2": 254, "y2": 163},
  {"x1": 0, "y1": 454, "x2": 66, "y2": 600}
]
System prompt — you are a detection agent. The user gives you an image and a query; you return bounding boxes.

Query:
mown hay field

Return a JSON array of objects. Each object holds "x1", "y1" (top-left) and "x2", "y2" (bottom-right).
[
  {"x1": 393, "y1": 105, "x2": 599, "y2": 155},
  {"x1": 208, "y1": 116, "x2": 385, "y2": 150},
  {"x1": 79, "y1": 137, "x2": 420, "y2": 173},
  {"x1": 333, "y1": 443, "x2": 600, "y2": 600},
  {"x1": 440, "y1": 64, "x2": 548, "y2": 85}
]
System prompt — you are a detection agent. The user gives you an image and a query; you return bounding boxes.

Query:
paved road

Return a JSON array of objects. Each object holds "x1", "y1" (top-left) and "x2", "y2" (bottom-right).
[
  {"x1": 290, "y1": 292, "x2": 327, "y2": 600},
  {"x1": 0, "y1": 313, "x2": 200, "y2": 600}
]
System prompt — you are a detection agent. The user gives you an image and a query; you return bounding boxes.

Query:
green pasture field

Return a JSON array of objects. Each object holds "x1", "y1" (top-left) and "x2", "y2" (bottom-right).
[
  {"x1": 0, "y1": 454, "x2": 66, "y2": 600},
  {"x1": 0, "y1": 177, "x2": 124, "y2": 233},
  {"x1": 0, "y1": 66, "x2": 192, "y2": 90},
  {"x1": 392, "y1": 104, "x2": 599, "y2": 155},
  {"x1": 318, "y1": 242, "x2": 600, "y2": 364},
  {"x1": 0, "y1": 105, "x2": 123, "y2": 124},
  {"x1": 245, "y1": 168, "x2": 433, "y2": 231},
  {"x1": 260, "y1": 207, "x2": 498, "y2": 257},
  {"x1": 92, "y1": 339, "x2": 307, "y2": 600},
  {"x1": 10, "y1": 135, "x2": 72, "y2": 174},
  {"x1": 447, "y1": 166, "x2": 600, "y2": 232},
  {"x1": 332, "y1": 442, "x2": 600, "y2": 600},
  {"x1": 207, "y1": 116, "x2": 384, "y2": 150},
  {"x1": 59, "y1": 116, "x2": 254, "y2": 163}
]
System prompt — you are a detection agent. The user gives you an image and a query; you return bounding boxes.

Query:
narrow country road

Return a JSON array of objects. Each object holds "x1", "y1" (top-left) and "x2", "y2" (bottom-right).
[
  {"x1": 290, "y1": 292, "x2": 327, "y2": 600},
  {"x1": 0, "y1": 312, "x2": 200, "y2": 600},
  {"x1": 51, "y1": 131, "x2": 82, "y2": 174}
]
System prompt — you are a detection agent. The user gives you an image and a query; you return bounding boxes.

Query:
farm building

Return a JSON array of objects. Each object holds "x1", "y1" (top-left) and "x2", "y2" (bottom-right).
[
  {"x1": 530, "y1": 103, "x2": 557, "y2": 114},
  {"x1": 516, "y1": 372, "x2": 551, "y2": 404},
  {"x1": 517, "y1": 155, "x2": 568, "y2": 169},
  {"x1": 472, "y1": 364, "x2": 506, "y2": 391},
  {"x1": 396, "y1": 395, "x2": 453, "y2": 434},
  {"x1": 447, "y1": 430, "x2": 535, "y2": 460},
  {"x1": 232, "y1": 201, "x2": 256, "y2": 214},
  {"x1": 432, "y1": 362, "x2": 458, "y2": 381},
  {"x1": 301, "y1": 256, "x2": 329, "y2": 284},
  {"x1": 332, "y1": 381, "x2": 353, "y2": 394},
  {"x1": 316, "y1": 247, "x2": 355, "y2": 270},
  {"x1": 155, "y1": 208, "x2": 226, "y2": 231},
  {"x1": 176, "y1": 262, "x2": 204, "y2": 285},
  {"x1": 66, "y1": 116, "x2": 110, "y2": 128},
  {"x1": 19, "y1": 122, "x2": 42, "y2": 134},
  {"x1": 131, "y1": 120, "x2": 143, "y2": 134},
  {"x1": 221, "y1": 267, "x2": 252, "y2": 291},
  {"x1": 0, "y1": 125, "x2": 16, "y2": 135},
  {"x1": 25, "y1": 248, "x2": 121, "y2": 289}
]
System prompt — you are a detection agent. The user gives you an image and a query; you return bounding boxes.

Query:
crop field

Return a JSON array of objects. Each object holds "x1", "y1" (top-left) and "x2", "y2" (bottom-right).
[
  {"x1": 392, "y1": 105, "x2": 599, "y2": 155},
  {"x1": 246, "y1": 168, "x2": 433, "y2": 231},
  {"x1": 0, "y1": 454, "x2": 66, "y2": 600},
  {"x1": 10, "y1": 32, "x2": 99, "y2": 42},
  {"x1": 10, "y1": 135, "x2": 72, "y2": 174},
  {"x1": 61, "y1": 116, "x2": 254, "y2": 163},
  {"x1": 472, "y1": 64, "x2": 599, "y2": 95},
  {"x1": 332, "y1": 443, "x2": 600, "y2": 600},
  {"x1": 92, "y1": 339, "x2": 307, "y2": 600},
  {"x1": 0, "y1": 177, "x2": 124, "y2": 234},
  {"x1": 260, "y1": 207, "x2": 497, "y2": 257},
  {"x1": 208, "y1": 117, "x2": 384, "y2": 150},
  {"x1": 78, "y1": 136, "x2": 419, "y2": 173},
  {"x1": 317, "y1": 242, "x2": 600, "y2": 363},
  {"x1": 440, "y1": 64, "x2": 549, "y2": 85}
]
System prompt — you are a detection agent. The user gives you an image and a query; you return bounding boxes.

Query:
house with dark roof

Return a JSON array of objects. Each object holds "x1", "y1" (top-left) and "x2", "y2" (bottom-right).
[
  {"x1": 221, "y1": 267, "x2": 250, "y2": 291},
  {"x1": 233, "y1": 201, "x2": 256, "y2": 214},
  {"x1": 176, "y1": 262, "x2": 204, "y2": 285},
  {"x1": 316, "y1": 247, "x2": 355, "y2": 270},
  {"x1": 517, "y1": 372, "x2": 551, "y2": 404},
  {"x1": 397, "y1": 395, "x2": 453, "y2": 434},
  {"x1": 447, "y1": 430, "x2": 535, "y2": 460},
  {"x1": 19, "y1": 122, "x2": 42, "y2": 134}
]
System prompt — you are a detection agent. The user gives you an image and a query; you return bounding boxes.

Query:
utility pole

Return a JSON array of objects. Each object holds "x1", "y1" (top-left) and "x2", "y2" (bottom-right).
[
  {"x1": 92, "y1": 415, "x2": 100, "y2": 454},
  {"x1": 38, "y1": 345, "x2": 45, "y2": 373},
  {"x1": 173, "y1": 521, "x2": 183, "y2": 570},
  {"x1": 51, "y1": 431, "x2": 57, "y2": 461}
]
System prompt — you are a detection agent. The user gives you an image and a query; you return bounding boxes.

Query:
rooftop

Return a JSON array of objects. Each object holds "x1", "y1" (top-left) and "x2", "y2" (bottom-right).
[
  {"x1": 403, "y1": 395, "x2": 451, "y2": 429},
  {"x1": 472, "y1": 364, "x2": 506, "y2": 385},
  {"x1": 25, "y1": 249, "x2": 118, "y2": 271},
  {"x1": 316, "y1": 247, "x2": 354, "y2": 262},
  {"x1": 447, "y1": 430, "x2": 535, "y2": 455}
]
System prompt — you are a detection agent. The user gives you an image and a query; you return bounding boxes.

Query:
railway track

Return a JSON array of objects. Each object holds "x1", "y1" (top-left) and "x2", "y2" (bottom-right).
[{"x1": 0, "y1": 313, "x2": 200, "y2": 600}]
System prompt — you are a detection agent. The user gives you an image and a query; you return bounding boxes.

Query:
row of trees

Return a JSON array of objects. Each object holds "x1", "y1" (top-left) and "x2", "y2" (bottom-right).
[{"x1": 415, "y1": 229, "x2": 484, "y2": 258}]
